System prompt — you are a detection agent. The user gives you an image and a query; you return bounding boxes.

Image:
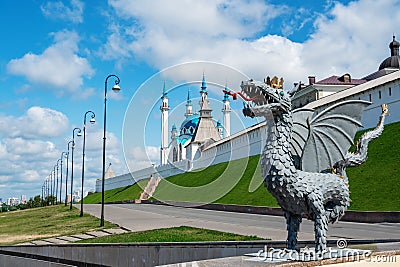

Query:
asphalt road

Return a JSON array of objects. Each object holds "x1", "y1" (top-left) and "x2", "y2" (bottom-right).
[{"x1": 82, "y1": 203, "x2": 400, "y2": 241}]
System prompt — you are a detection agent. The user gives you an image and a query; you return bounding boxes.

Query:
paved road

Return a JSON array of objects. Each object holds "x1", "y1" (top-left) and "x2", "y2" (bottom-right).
[{"x1": 82, "y1": 204, "x2": 400, "y2": 241}]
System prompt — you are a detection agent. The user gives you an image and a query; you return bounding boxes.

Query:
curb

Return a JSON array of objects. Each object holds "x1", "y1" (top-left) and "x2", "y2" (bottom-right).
[{"x1": 136, "y1": 200, "x2": 400, "y2": 223}]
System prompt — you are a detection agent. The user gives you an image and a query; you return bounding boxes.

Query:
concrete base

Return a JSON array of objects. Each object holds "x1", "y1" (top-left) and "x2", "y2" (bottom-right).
[
  {"x1": 1, "y1": 240, "x2": 398, "y2": 267},
  {"x1": 245, "y1": 247, "x2": 372, "y2": 263}
]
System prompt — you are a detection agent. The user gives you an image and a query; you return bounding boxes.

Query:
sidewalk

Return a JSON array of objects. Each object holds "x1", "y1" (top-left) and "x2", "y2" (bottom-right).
[{"x1": 16, "y1": 228, "x2": 129, "y2": 246}]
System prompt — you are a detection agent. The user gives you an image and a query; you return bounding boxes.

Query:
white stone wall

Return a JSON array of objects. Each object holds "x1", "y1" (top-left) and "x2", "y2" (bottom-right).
[
  {"x1": 96, "y1": 79, "x2": 400, "y2": 192},
  {"x1": 316, "y1": 80, "x2": 400, "y2": 129},
  {"x1": 95, "y1": 166, "x2": 157, "y2": 192}
]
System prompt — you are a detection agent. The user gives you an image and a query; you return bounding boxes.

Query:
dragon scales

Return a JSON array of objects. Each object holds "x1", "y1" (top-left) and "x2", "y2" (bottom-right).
[{"x1": 234, "y1": 77, "x2": 388, "y2": 252}]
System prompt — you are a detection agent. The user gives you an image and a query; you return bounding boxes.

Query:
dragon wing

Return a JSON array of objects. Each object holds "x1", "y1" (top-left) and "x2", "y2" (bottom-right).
[
  {"x1": 301, "y1": 100, "x2": 371, "y2": 173},
  {"x1": 291, "y1": 108, "x2": 315, "y2": 169}
]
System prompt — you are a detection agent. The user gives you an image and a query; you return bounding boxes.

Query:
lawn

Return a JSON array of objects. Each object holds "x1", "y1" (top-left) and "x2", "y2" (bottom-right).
[
  {"x1": 0, "y1": 205, "x2": 115, "y2": 245},
  {"x1": 82, "y1": 179, "x2": 149, "y2": 204},
  {"x1": 83, "y1": 121, "x2": 400, "y2": 211},
  {"x1": 75, "y1": 226, "x2": 263, "y2": 243}
]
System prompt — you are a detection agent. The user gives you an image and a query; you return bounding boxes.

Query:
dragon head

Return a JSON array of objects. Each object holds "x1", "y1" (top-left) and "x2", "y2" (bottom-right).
[{"x1": 240, "y1": 78, "x2": 292, "y2": 118}]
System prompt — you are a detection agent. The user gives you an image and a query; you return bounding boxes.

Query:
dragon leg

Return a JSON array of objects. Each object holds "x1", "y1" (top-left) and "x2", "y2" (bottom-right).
[
  {"x1": 308, "y1": 194, "x2": 328, "y2": 252},
  {"x1": 314, "y1": 214, "x2": 328, "y2": 252},
  {"x1": 284, "y1": 211, "x2": 302, "y2": 250}
]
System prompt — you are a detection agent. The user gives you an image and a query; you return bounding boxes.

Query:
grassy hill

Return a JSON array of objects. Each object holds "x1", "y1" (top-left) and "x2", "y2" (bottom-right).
[{"x1": 83, "y1": 121, "x2": 400, "y2": 211}]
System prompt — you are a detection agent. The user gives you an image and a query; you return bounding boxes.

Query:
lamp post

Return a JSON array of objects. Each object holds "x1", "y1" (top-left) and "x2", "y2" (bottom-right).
[
  {"x1": 41, "y1": 183, "x2": 45, "y2": 205},
  {"x1": 66, "y1": 141, "x2": 74, "y2": 206},
  {"x1": 70, "y1": 127, "x2": 82, "y2": 210},
  {"x1": 53, "y1": 166, "x2": 56, "y2": 205},
  {"x1": 101, "y1": 74, "x2": 120, "y2": 227},
  {"x1": 56, "y1": 159, "x2": 61, "y2": 204},
  {"x1": 80, "y1": 111, "x2": 96, "y2": 217},
  {"x1": 60, "y1": 152, "x2": 67, "y2": 204},
  {"x1": 46, "y1": 177, "x2": 50, "y2": 205},
  {"x1": 49, "y1": 171, "x2": 53, "y2": 205}
]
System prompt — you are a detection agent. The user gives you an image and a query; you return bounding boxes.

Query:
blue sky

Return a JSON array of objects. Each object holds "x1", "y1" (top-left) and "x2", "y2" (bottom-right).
[{"x1": 0, "y1": 0, "x2": 398, "y2": 201}]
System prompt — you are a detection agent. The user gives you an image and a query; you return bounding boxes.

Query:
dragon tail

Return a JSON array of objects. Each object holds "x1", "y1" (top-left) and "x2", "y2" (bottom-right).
[{"x1": 335, "y1": 104, "x2": 389, "y2": 173}]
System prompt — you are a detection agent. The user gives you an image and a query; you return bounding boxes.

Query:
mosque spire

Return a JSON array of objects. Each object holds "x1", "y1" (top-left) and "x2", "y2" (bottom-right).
[
  {"x1": 160, "y1": 81, "x2": 170, "y2": 165},
  {"x1": 201, "y1": 72, "x2": 207, "y2": 93},
  {"x1": 222, "y1": 83, "x2": 231, "y2": 138},
  {"x1": 185, "y1": 86, "x2": 193, "y2": 118},
  {"x1": 161, "y1": 80, "x2": 167, "y2": 98},
  {"x1": 199, "y1": 73, "x2": 208, "y2": 107}
]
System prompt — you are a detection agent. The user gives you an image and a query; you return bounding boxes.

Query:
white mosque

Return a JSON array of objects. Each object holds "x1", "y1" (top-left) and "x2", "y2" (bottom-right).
[
  {"x1": 160, "y1": 74, "x2": 231, "y2": 166},
  {"x1": 96, "y1": 36, "x2": 400, "y2": 193}
]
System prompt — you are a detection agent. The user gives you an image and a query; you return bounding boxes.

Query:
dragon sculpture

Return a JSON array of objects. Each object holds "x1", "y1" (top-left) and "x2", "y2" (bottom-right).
[{"x1": 230, "y1": 77, "x2": 388, "y2": 252}]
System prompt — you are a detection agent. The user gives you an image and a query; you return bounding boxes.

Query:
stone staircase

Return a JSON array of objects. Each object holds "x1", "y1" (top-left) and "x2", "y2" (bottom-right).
[{"x1": 138, "y1": 176, "x2": 161, "y2": 201}]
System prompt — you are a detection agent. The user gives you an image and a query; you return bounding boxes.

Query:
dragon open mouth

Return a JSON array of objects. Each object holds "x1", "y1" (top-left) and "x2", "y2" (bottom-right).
[{"x1": 240, "y1": 80, "x2": 290, "y2": 117}]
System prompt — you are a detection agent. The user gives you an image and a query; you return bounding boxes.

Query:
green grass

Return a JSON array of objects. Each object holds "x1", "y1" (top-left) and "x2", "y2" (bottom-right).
[
  {"x1": 83, "y1": 121, "x2": 400, "y2": 211},
  {"x1": 0, "y1": 205, "x2": 115, "y2": 245},
  {"x1": 346, "y1": 121, "x2": 400, "y2": 211},
  {"x1": 75, "y1": 226, "x2": 263, "y2": 243},
  {"x1": 82, "y1": 179, "x2": 149, "y2": 204}
]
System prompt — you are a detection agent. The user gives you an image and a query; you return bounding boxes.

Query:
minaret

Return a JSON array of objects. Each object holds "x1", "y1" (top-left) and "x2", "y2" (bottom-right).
[
  {"x1": 199, "y1": 73, "x2": 207, "y2": 107},
  {"x1": 192, "y1": 74, "x2": 221, "y2": 143},
  {"x1": 217, "y1": 120, "x2": 223, "y2": 139},
  {"x1": 184, "y1": 87, "x2": 193, "y2": 118},
  {"x1": 160, "y1": 82, "x2": 169, "y2": 165},
  {"x1": 171, "y1": 124, "x2": 177, "y2": 140},
  {"x1": 222, "y1": 85, "x2": 231, "y2": 138}
]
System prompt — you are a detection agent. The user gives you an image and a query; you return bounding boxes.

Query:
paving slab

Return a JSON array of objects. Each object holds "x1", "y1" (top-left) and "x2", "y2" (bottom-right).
[
  {"x1": 42, "y1": 238, "x2": 69, "y2": 244},
  {"x1": 70, "y1": 233, "x2": 96, "y2": 240},
  {"x1": 86, "y1": 231, "x2": 111, "y2": 238},
  {"x1": 83, "y1": 204, "x2": 400, "y2": 241},
  {"x1": 55, "y1": 236, "x2": 82, "y2": 242},
  {"x1": 102, "y1": 228, "x2": 129, "y2": 235},
  {"x1": 158, "y1": 256, "x2": 271, "y2": 267},
  {"x1": 30, "y1": 240, "x2": 53, "y2": 245},
  {"x1": 15, "y1": 242, "x2": 34, "y2": 246}
]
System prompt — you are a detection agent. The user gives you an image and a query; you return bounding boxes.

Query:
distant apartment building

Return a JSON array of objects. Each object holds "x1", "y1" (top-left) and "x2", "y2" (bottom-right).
[{"x1": 7, "y1": 197, "x2": 20, "y2": 206}]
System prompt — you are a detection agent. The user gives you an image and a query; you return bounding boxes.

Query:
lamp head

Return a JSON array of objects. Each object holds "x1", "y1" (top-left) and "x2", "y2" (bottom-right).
[
  {"x1": 112, "y1": 84, "x2": 121, "y2": 92},
  {"x1": 89, "y1": 118, "x2": 96, "y2": 124},
  {"x1": 77, "y1": 131, "x2": 82, "y2": 137}
]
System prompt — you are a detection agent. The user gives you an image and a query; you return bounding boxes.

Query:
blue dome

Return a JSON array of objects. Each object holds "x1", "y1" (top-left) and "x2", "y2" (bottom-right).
[{"x1": 180, "y1": 114, "x2": 199, "y2": 136}]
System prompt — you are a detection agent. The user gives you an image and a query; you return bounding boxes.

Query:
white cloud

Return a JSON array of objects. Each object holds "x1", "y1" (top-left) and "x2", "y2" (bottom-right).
[
  {"x1": 21, "y1": 170, "x2": 41, "y2": 182},
  {"x1": 41, "y1": 0, "x2": 84, "y2": 24},
  {"x1": 125, "y1": 145, "x2": 159, "y2": 171},
  {"x1": 3, "y1": 138, "x2": 58, "y2": 159},
  {"x1": 104, "y1": 0, "x2": 400, "y2": 89},
  {"x1": 0, "y1": 106, "x2": 69, "y2": 139},
  {"x1": 7, "y1": 30, "x2": 94, "y2": 95},
  {"x1": 302, "y1": 0, "x2": 400, "y2": 78}
]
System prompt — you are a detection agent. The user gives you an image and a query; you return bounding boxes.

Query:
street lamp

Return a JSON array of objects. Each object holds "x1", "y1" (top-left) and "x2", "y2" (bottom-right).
[
  {"x1": 50, "y1": 171, "x2": 53, "y2": 205},
  {"x1": 80, "y1": 111, "x2": 96, "y2": 217},
  {"x1": 70, "y1": 127, "x2": 82, "y2": 210},
  {"x1": 66, "y1": 141, "x2": 74, "y2": 206},
  {"x1": 41, "y1": 183, "x2": 45, "y2": 206},
  {"x1": 46, "y1": 177, "x2": 50, "y2": 205},
  {"x1": 101, "y1": 74, "x2": 120, "y2": 227},
  {"x1": 53, "y1": 166, "x2": 57, "y2": 205},
  {"x1": 60, "y1": 152, "x2": 67, "y2": 204},
  {"x1": 56, "y1": 159, "x2": 61, "y2": 205}
]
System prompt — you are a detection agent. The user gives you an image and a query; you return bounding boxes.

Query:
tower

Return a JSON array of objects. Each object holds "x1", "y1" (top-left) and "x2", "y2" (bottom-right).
[
  {"x1": 160, "y1": 82, "x2": 170, "y2": 165},
  {"x1": 217, "y1": 120, "x2": 223, "y2": 139},
  {"x1": 222, "y1": 85, "x2": 231, "y2": 137},
  {"x1": 171, "y1": 124, "x2": 177, "y2": 140},
  {"x1": 184, "y1": 87, "x2": 193, "y2": 118},
  {"x1": 199, "y1": 73, "x2": 207, "y2": 107},
  {"x1": 191, "y1": 74, "x2": 221, "y2": 143}
]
